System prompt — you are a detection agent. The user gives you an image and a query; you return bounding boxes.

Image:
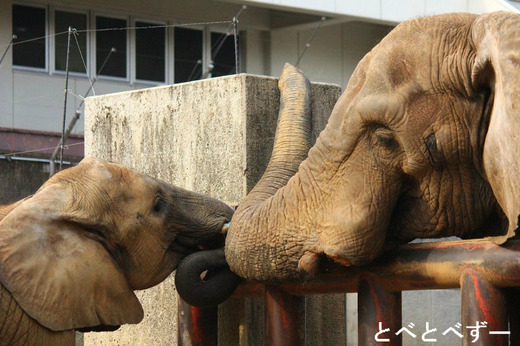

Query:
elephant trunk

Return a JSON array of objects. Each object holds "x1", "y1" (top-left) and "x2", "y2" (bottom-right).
[
  {"x1": 175, "y1": 64, "x2": 313, "y2": 307},
  {"x1": 238, "y1": 63, "x2": 312, "y2": 210},
  {"x1": 225, "y1": 64, "x2": 315, "y2": 281},
  {"x1": 175, "y1": 249, "x2": 240, "y2": 307}
]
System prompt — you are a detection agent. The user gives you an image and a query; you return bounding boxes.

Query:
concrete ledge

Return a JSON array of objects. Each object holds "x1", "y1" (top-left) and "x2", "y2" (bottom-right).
[{"x1": 84, "y1": 73, "x2": 341, "y2": 345}]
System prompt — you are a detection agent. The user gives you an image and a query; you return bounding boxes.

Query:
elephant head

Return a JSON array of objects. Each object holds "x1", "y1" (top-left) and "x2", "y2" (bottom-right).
[
  {"x1": 177, "y1": 11, "x2": 520, "y2": 306},
  {"x1": 0, "y1": 157, "x2": 233, "y2": 336}
]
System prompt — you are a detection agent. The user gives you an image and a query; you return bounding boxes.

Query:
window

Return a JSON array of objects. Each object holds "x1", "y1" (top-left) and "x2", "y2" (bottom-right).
[
  {"x1": 12, "y1": 4, "x2": 46, "y2": 69},
  {"x1": 11, "y1": 7, "x2": 244, "y2": 83},
  {"x1": 55, "y1": 10, "x2": 87, "y2": 73},
  {"x1": 210, "y1": 32, "x2": 236, "y2": 77},
  {"x1": 96, "y1": 16, "x2": 127, "y2": 78},
  {"x1": 135, "y1": 22, "x2": 165, "y2": 82},
  {"x1": 174, "y1": 27, "x2": 203, "y2": 83}
]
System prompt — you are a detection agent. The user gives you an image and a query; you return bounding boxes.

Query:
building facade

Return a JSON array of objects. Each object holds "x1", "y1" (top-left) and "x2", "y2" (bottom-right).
[
  {"x1": 1, "y1": 0, "x2": 519, "y2": 344},
  {"x1": 3, "y1": 0, "x2": 517, "y2": 168}
]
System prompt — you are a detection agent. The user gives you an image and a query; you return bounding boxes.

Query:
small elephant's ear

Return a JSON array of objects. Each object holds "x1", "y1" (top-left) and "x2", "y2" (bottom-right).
[
  {"x1": 471, "y1": 12, "x2": 520, "y2": 243},
  {"x1": 0, "y1": 182, "x2": 143, "y2": 331}
]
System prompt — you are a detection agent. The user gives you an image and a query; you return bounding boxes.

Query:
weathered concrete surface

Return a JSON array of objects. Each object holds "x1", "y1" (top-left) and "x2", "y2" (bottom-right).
[{"x1": 84, "y1": 74, "x2": 342, "y2": 345}]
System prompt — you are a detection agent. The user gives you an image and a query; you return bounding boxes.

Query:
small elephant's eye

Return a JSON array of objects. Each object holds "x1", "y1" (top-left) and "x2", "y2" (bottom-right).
[
  {"x1": 153, "y1": 196, "x2": 165, "y2": 213},
  {"x1": 374, "y1": 128, "x2": 396, "y2": 148}
]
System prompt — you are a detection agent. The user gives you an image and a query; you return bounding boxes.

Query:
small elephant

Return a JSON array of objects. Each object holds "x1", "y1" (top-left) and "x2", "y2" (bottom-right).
[
  {"x1": 176, "y1": 11, "x2": 520, "y2": 306},
  {"x1": 0, "y1": 157, "x2": 234, "y2": 344}
]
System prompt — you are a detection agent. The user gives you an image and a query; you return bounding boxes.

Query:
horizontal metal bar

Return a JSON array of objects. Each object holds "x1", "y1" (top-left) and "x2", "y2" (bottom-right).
[{"x1": 233, "y1": 239, "x2": 520, "y2": 297}]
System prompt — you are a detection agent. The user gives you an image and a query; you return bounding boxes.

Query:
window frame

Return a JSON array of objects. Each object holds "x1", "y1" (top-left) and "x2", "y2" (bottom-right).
[
  {"x1": 49, "y1": 6, "x2": 90, "y2": 77},
  {"x1": 92, "y1": 12, "x2": 130, "y2": 82},
  {"x1": 12, "y1": 2, "x2": 49, "y2": 73},
  {"x1": 131, "y1": 17, "x2": 168, "y2": 85}
]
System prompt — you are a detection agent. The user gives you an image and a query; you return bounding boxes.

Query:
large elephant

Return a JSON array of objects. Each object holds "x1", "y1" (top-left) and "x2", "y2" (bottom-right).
[
  {"x1": 176, "y1": 11, "x2": 520, "y2": 306},
  {"x1": 0, "y1": 157, "x2": 234, "y2": 344}
]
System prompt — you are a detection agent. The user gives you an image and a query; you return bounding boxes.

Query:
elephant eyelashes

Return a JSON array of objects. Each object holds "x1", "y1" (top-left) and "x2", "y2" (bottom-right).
[{"x1": 373, "y1": 128, "x2": 396, "y2": 148}]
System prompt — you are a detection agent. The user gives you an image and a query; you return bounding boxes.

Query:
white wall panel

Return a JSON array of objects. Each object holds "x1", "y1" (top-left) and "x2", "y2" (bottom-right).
[
  {"x1": 280, "y1": 0, "x2": 336, "y2": 13},
  {"x1": 425, "y1": 0, "x2": 470, "y2": 15},
  {"x1": 13, "y1": 72, "x2": 75, "y2": 132},
  {"x1": 297, "y1": 24, "x2": 343, "y2": 86},
  {"x1": 270, "y1": 29, "x2": 299, "y2": 77},
  {"x1": 381, "y1": 0, "x2": 426, "y2": 22},
  {"x1": 336, "y1": 0, "x2": 382, "y2": 19}
]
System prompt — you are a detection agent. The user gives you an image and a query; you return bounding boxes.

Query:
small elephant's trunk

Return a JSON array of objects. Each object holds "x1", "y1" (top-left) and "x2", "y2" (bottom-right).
[{"x1": 175, "y1": 249, "x2": 240, "y2": 307}]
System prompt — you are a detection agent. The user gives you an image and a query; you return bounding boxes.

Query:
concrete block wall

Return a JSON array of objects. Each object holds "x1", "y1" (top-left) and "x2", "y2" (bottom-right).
[{"x1": 84, "y1": 73, "x2": 343, "y2": 345}]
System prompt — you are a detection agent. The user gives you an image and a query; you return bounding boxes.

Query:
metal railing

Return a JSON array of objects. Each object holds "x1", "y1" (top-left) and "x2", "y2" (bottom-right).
[{"x1": 178, "y1": 238, "x2": 520, "y2": 345}]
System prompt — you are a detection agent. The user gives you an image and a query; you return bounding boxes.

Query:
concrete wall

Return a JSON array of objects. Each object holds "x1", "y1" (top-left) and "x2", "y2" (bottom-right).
[{"x1": 84, "y1": 73, "x2": 343, "y2": 345}]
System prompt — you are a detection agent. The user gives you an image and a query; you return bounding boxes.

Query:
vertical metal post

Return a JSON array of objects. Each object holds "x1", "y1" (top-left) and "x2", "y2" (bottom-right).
[
  {"x1": 60, "y1": 27, "x2": 73, "y2": 171},
  {"x1": 460, "y1": 268, "x2": 508, "y2": 346},
  {"x1": 177, "y1": 299, "x2": 218, "y2": 346},
  {"x1": 264, "y1": 286, "x2": 305, "y2": 346},
  {"x1": 358, "y1": 277, "x2": 402, "y2": 346}
]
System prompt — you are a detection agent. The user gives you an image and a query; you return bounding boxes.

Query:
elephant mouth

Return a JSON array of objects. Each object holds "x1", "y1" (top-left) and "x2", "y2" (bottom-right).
[{"x1": 170, "y1": 233, "x2": 225, "y2": 255}]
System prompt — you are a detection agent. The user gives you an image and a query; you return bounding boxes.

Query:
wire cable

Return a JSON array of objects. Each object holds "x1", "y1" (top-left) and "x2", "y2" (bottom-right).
[
  {"x1": 2, "y1": 141, "x2": 85, "y2": 157},
  {"x1": 295, "y1": 16, "x2": 326, "y2": 67},
  {"x1": 0, "y1": 21, "x2": 233, "y2": 50},
  {"x1": 72, "y1": 29, "x2": 95, "y2": 96}
]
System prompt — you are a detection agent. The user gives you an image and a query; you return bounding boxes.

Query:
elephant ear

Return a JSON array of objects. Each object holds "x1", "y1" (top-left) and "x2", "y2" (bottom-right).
[
  {"x1": 0, "y1": 182, "x2": 143, "y2": 331},
  {"x1": 471, "y1": 12, "x2": 520, "y2": 243}
]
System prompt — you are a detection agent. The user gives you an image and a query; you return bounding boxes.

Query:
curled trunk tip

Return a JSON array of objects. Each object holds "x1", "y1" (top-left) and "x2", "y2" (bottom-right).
[{"x1": 175, "y1": 249, "x2": 241, "y2": 307}]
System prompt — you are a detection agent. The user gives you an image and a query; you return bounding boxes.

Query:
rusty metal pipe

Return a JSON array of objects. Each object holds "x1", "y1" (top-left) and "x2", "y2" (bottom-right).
[
  {"x1": 460, "y1": 269, "x2": 509, "y2": 346},
  {"x1": 507, "y1": 288, "x2": 520, "y2": 345},
  {"x1": 264, "y1": 286, "x2": 305, "y2": 346},
  {"x1": 232, "y1": 239, "x2": 520, "y2": 297},
  {"x1": 358, "y1": 277, "x2": 402, "y2": 345}
]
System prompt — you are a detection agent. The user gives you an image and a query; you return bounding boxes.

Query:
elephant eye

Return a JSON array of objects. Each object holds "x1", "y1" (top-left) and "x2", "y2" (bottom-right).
[
  {"x1": 424, "y1": 132, "x2": 443, "y2": 168},
  {"x1": 373, "y1": 128, "x2": 396, "y2": 148},
  {"x1": 153, "y1": 196, "x2": 166, "y2": 214}
]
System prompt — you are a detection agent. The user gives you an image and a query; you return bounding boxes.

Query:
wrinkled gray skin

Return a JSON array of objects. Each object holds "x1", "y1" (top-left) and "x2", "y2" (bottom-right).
[
  {"x1": 0, "y1": 157, "x2": 233, "y2": 344},
  {"x1": 178, "y1": 11, "x2": 520, "y2": 307}
]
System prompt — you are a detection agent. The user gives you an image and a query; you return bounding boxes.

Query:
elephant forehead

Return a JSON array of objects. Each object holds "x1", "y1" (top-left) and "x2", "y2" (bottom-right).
[
  {"x1": 368, "y1": 14, "x2": 475, "y2": 93},
  {"x1": 103, "y1": 167, "x2": 157, "y2": 202}
]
